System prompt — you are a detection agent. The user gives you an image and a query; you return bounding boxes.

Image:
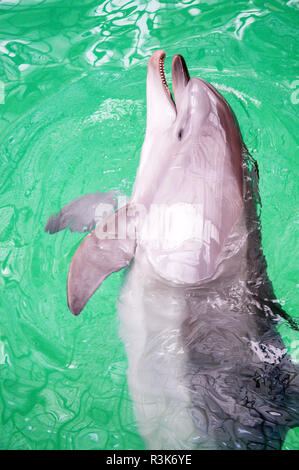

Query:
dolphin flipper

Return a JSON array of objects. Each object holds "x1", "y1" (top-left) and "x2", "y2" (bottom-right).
[
  {"x1": 45, "y1": 191, "x2": 118, "y2": 234},
  {"x1": 67, "y1": 205, "x2": 136, "y2": 315}
]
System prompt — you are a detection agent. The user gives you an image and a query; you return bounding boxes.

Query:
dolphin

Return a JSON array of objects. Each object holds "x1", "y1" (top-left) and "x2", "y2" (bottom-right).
[{"x1": 46, "y1": 50, "x2": 299, "y2": 450}]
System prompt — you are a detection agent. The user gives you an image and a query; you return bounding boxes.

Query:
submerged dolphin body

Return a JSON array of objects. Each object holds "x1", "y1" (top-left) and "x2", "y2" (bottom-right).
[{"x1": 46, "y1": 51, "x2": 299, "y2": 449}]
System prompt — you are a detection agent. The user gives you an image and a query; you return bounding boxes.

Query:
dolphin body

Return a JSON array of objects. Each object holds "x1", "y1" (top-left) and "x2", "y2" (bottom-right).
[{"x1": 46, "y1": 51, "x2": 299, "y2": 450}]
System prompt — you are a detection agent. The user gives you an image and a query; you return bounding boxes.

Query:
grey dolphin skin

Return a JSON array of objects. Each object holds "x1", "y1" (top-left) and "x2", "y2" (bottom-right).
[{"x1": 45, "y1": 51, "x2": 299, "y2": 450}]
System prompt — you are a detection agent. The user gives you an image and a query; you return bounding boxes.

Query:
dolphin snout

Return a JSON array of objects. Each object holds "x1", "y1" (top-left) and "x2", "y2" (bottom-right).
[
  {"x1": 148, "y1": 49, "x2": 166, "y2": 69},
  {"x1": 172, "y1": 54, "x2": 190, "y2": 105}
]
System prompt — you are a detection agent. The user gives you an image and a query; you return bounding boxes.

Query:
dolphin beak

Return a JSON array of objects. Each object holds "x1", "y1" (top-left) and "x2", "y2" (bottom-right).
[
  {"x1": 172, "y1": 54, "x2": 190, "y2": 108},
  {"x1": 148, "y1": 50, "x2": 172, "y2": 100},
  {"x1": 148, "y1": 49, "x2": 175, "y2": 105},
  {"x1": 146, "y1": 50, "x2": 176, "y2": 130},
  {"x1": 148, "y1": 51, "x2": 190, "y2": 108},
  {"x1": 146, "y1": 51, "x2": 190, "y2": 131}
]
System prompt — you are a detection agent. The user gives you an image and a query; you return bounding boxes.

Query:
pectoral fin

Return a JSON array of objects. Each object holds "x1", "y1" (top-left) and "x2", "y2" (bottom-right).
[
  {"x1": 45, "y1": 191, "x2": 118, "y2": 234},
  {"x1": 67, "y1": 205, "x2": 136, "y2": 315}
]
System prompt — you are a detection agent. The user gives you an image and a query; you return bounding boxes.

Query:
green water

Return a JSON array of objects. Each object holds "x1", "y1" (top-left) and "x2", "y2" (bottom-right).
[{"x1": 0, "y1": 0, "x2": 298, "y2": 450}]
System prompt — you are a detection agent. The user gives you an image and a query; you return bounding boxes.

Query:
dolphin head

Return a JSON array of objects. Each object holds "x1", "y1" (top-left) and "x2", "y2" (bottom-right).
[
  {"x1": 143, "y1": 50, "x2": 243, "y2": 188},
  {"x1": 146, "y1": 50, "x2": 211, "y2": 136},
  {"x1": 133, "y1": 51, "x2": 247, "y2": 284}
]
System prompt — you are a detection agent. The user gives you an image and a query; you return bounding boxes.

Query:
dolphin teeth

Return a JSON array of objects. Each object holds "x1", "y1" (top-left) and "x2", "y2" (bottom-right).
[{"x1": 159, "y1": 55, "x2": 169, "y2": 91}]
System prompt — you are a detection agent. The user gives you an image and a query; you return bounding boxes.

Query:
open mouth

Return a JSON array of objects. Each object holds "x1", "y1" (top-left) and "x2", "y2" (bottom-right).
[{"x1": 155, "y1": 51, "x2": 190, "y2": 106}]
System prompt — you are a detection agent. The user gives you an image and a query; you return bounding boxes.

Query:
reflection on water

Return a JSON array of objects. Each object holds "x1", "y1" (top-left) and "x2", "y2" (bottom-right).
[{"x1": 0, "y1": 0, "x2": 298, "y2": 450}]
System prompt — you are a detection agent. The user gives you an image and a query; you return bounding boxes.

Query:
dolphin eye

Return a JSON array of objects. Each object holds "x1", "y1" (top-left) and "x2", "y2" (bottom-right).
[{"x1": 178, "y1": 129, "x2": 183, "y2": 140}]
